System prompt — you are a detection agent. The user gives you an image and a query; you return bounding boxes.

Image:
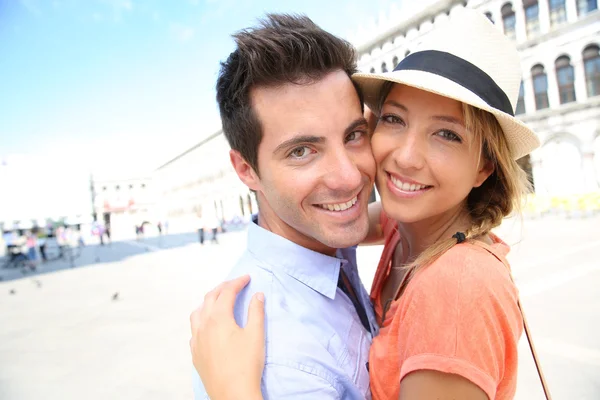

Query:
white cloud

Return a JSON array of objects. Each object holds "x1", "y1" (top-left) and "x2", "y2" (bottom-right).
[{"x1": 170, "y1": 23, "x2": 195, "y2": 42}]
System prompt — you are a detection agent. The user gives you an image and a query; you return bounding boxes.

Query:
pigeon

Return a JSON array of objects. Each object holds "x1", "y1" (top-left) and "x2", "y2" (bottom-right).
[{"x1": 112, "y1": 292, "x2": 119, "y2": 301}]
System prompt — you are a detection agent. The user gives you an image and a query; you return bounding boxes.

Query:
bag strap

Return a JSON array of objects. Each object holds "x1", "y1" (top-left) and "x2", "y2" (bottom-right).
[{"x1": 470, "y1": 239, "x2": 553, "y2": 400}]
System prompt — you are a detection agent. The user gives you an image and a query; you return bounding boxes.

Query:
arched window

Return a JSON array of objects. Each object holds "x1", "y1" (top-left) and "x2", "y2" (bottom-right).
[
  {"x1": 516, "y1": 81, "x2": 526, "y2": 114},
  {"x1": 370, "y1": 67, "x2": 375, "y2": 73},
  {"x1": 485, "y1": 11, "x2": 494, "y2": 22},
  {"x1": 532, "y1": 64, "x2": 549, "y2": 109},
  {"x1": 405, "y1": 49, "x2": 411, "y2": 57},
  {"x1": 381, "y1": 62, "x2": 388, "y2": 73},
  {"x1": 392, "y1": 56, "x2": 399, "y2": 69},
  {"x1": 584, "y1": 44, "x2": 600, "y2": 97},
  {"x1": 501, "y1": 3, "x2": 517, "y2": 40},
  {"x1": 578, "y1": 0, "x2": 598, "y2": 15},
  {"x1": 549, "y1": 0, "x2": 567, "y2": 26},
  {"x1": 523, "y1": 0, "x2": 540, "y2": 38},
  {"x1": 555, "y1": 56, "x2": 576, "y2": 103}
]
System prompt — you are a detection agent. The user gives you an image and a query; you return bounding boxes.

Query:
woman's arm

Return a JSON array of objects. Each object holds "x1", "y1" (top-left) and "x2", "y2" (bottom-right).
[
  {"x1": 399, "y1": 370, "x2": 489, "y2": 400},
  {"x1": 361, "y1": 201, "x2": 385, "y2": 245},
  {"x1": 189, "y1": 275, "x2": 265, "y2": 400}
]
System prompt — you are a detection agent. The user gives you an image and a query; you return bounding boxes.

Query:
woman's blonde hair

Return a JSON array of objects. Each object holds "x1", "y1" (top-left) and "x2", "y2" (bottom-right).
[{"x1": 404, "y1": 103, "x2": 532, "y2": 271}]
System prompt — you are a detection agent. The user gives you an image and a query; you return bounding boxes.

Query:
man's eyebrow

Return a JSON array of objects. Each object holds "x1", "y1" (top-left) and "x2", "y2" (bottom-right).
[
  {"x1": 345, "y1": 117, "x2": 368, "y2": 135},
  {"x1": 382, "y1": 100, "x2": 408, "y2": 112},
  {"x1": 431, "y1": 115, "x2": 465, "y2": 128},
  {"x1": 274, "y1": 135, "x2": 325, "y2": 154}
]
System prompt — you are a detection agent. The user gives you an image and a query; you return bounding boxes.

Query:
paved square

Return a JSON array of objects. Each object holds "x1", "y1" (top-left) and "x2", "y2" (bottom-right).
[{"x1": 1, "y1": 215, "x2": 599, "y2": 399}]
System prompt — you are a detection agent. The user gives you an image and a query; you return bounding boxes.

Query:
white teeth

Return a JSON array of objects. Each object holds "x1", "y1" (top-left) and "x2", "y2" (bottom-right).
[
  {"x1": 319, "y1": 196, "x2": 358, "y2": 212},
  {"x1": 390, "y1": 175, "x2": 428, "y2": 192}
]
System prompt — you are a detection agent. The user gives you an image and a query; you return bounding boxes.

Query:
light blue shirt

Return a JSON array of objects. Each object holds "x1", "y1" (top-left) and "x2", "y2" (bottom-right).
[{"x1": 193, "y1": 218, "x2": 379, "y2": 399}]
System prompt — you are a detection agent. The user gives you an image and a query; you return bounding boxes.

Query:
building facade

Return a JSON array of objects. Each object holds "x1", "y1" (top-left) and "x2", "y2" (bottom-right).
[
  {"x1": 91, "y1": 176, "x2": 155, "y2": 238},
  {"x1": 355, "y1": 0, "x2": 600, "y2": 197},
  {"x1": 153, "y1": 131, "x2": 256, "y2": 231}
]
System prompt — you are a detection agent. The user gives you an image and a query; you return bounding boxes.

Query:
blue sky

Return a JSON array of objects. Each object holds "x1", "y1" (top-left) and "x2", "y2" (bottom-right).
[{"x1": 0, "y1": 0, "x2": 404, "y2": 178}]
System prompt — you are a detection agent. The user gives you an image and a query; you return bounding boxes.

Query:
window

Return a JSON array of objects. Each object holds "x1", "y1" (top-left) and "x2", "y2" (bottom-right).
[
  {"x1": 523, "y1": 0, "x2": 540, "y2": 38},
  {"x1": 549, "y1": 0, "x2": 567, "y2": 26},
  {"x1": 502, "y1": 3, "x2": 517, "y2": 40},
  {"x1": 555, "y1": 56, "x2": 576, "y2": 104},
  {"x1": 532, "y1": 64, "x2": 549, "y2": 109},
  {"x1": 392, "y1": 56, "x2": 399, "y2": 69},
  {"x1": 405, "y1": 50, "x2": 411, "y2": 57},
  {"x1": 578, "y1": 0, "x2": 598, "y2": 15},
  {"x1": 584, "y1": 45, "x2": 600, "y2": 97},
  {"x1": 381, "y1": 62, "x2": 388, "y2": 73},
  {"x1": 516, "y1": 81, "x2": 526, "y2": 114},
  {"x1": 485, "y1": 12, "x2": 494, "y2": 22},
  {"x1": 370, "y1": 67, "x2": 375, "y2": 73}
]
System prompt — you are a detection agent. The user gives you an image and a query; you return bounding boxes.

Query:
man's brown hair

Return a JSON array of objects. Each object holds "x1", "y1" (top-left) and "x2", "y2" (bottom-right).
[{"x1": 216, "y1": 13, "x2": 361, "y2": 174}]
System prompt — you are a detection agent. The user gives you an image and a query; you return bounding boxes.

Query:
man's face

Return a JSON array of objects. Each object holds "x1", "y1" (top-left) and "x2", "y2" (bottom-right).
[{"x1": 247, "y1": 70, "x2": 376, "y2": 254}]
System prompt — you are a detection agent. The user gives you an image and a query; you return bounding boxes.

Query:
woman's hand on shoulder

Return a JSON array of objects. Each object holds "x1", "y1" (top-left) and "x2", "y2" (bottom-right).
[
  {"x1": 190, "y1": 275, "x2": 265, "y2": 400},
  {"x1": 399, "y1": 370, "x2": 489, "y2": 400}
]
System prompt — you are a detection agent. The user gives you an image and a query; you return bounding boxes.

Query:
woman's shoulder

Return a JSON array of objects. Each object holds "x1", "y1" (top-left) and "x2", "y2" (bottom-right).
[{"x1": 412, "y1": 235, "x2": 516, "y2": 299}]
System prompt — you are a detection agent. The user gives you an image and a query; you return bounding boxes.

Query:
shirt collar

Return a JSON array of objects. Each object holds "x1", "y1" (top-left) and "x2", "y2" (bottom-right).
[{"x1": 247, "y1": 216, "x2": 342, "y2": 299}]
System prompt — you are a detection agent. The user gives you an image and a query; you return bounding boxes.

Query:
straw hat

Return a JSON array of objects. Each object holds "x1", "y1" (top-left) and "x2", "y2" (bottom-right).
[{"x1": 352, "y1": 8, "x2": 540, "y2": 160}]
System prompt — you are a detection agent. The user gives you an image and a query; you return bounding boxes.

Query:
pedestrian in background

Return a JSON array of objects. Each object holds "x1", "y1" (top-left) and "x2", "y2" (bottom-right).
[{"x1": 197, "y1": 212, "x2": 205, "y2": 245}]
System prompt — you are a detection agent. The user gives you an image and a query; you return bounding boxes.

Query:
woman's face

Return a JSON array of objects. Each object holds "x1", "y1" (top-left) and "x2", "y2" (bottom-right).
[{"x1": 371, "y1": 84, "x2": 493, "y2": 225}]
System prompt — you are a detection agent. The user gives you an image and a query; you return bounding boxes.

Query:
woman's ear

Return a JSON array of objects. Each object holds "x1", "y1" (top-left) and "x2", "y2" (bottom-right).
[{"x1": 473, "y1": 158, "x2": 494, "y2": 188}]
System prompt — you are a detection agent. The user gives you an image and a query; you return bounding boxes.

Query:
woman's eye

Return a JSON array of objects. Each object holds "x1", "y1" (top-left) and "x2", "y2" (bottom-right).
[
  {"x1": 437, "y1": 130, "x2": 461, "y2": 142},
  {"x1": 380, "y1": 114, "x2": 404, "y2": 125},
  {"x1": 289, "y1": 146, "x2": 311, "y2": 158}
]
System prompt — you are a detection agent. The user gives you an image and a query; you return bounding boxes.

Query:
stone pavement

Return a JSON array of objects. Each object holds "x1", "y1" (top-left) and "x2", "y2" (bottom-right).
[{"x1": 1, "y1": 216, "x2": 599, "y2": 399}]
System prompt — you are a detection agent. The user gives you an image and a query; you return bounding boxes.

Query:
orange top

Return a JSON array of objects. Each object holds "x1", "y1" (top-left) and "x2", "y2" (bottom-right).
[{"x1": 369, "y1": 212, "x2": 523, "y2": 400}]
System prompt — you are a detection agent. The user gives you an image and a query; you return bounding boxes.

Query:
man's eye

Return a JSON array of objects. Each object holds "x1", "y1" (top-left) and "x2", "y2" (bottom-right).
[
  {"x1": 345, "y1": 131, "x2": 364, "y2": 143},
  {"x1": 289, "y1": 146, "x2": 311, "y2": 158}
]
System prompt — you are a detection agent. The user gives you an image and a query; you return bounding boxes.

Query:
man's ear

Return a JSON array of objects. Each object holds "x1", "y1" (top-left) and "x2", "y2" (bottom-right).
[
  {"x1": 230, "y1": 150, "x2": 260, "y2": 191},
  {"x1": 473, "y1": 158, "x2": 494, "y2": 188}
]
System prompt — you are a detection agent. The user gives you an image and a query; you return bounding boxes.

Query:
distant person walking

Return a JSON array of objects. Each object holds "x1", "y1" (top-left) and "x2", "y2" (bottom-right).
[
  {"x1": 197, "y1": 213, "x2": 205, "y2": 245},
  {"x1": 25, "y1": 231, "x2": 38, "y2": 271},
  {"x1": 204, "y1": 212, "x2": 221, "y2": 244}
]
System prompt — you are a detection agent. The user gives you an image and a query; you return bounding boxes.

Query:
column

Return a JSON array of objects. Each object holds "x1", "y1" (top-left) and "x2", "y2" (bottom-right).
[
  {"x1": 523, "y1": 75, "x2": 537, "y2": 113},
  {"x1": 539, "y1": 0, "x2": 551, "y2": 34},
  {"x1": 545, "y1": 56, "x2": 560, "y2": 108},
  {"x1": 530, "y1": 149, "x2": 547, "y2": 195},
  {"x1": 573, "y1": 56, "x2": 589, "y2": 102},
  {"x1": 566, "y1": 0, "x2": 579, "y2": 23},
  {"x1": 582, "y1": 138, "x2": 599, "y2": 191},
  {"x1": 514, "y1": 0, "x2": 528, "y2": 42}
]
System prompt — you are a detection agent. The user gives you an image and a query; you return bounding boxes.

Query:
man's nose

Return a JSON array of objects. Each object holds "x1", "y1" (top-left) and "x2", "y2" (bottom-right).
[{"x1": 322, "y1": 149, "x2": 363, "y2": 192}]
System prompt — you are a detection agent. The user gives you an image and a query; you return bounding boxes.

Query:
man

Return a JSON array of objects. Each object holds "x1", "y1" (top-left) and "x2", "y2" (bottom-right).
[{"x1": 192, "y1": 14, "x2": 379, "y2": 400}]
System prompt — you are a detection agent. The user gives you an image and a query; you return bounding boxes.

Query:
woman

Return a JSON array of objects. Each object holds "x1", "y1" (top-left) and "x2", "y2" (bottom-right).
[{"x1": 191, "y1": 9, "x2": 541, "y2": 400}]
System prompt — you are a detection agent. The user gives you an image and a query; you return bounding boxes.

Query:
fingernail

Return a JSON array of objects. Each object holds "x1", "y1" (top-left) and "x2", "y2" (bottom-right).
[{"x1": 256, "y1": 292, "x2": 264, "y2": 302}]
